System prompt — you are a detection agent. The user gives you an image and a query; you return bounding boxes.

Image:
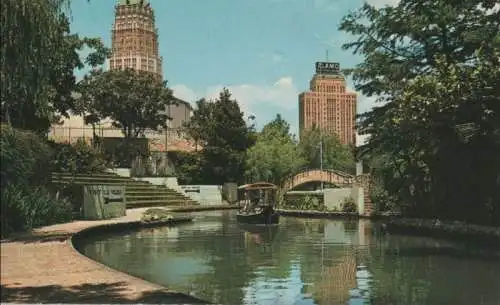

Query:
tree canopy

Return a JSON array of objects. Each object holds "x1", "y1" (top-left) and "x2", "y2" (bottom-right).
[
  {"x1": 298, "y1": 125, "x2": 355, "y2": 174},
  {"x1": 76, "y1": 68, "x2": 173, "y2": 138},
  {"x1": 183, "y1": 89, "x2": 254, "y2": 184},
  {"x1": 245, "y1": 114, "x2": 306, "y2": 184},
  {"x1": 340, "y1": 0, "x2": 500, "y2": 224},
  {"x1": 1, "y1": 0, "x2": 108, "y2": 133}
]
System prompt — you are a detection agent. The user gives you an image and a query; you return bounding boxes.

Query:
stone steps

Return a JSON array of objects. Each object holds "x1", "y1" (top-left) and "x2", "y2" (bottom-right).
[{"x1": 50, "y1": 172, "x2": 199, "y2": 208}]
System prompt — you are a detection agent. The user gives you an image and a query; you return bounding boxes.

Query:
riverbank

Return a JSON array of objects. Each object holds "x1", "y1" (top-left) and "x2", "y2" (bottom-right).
[
  {"x1": 386, "y1": 218, "x2": 500, "y2": 246},
  {"x1": 0, "y1": 206, "x2": 227, "y2": 304},
  {"x1": 278, "y1": 209, "x2": 500, "y2": 245},
  {"x1": 277, "y1": 209, "x2": 359, "y2": 219}
]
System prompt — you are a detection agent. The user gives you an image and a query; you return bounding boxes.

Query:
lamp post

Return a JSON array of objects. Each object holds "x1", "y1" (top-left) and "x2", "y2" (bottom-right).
[{"x1": 319, "y1": 137, "x2": 324, "y2": 191}]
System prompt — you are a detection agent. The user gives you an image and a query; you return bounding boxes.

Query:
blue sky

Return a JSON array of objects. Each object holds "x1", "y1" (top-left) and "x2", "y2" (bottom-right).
[{"x1": 70, "y1": 0, "x2": 396, "y2": 137}]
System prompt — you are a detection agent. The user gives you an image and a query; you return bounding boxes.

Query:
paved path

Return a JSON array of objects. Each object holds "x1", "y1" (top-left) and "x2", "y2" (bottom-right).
[{"x1": 0, "y1": 208, "x2": 209, "y2": 304}]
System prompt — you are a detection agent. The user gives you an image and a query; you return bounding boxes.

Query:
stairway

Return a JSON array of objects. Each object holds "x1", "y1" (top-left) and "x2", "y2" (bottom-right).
[
  {"x1": 50, "y1": 172, "x2": 199, "y2": 208},
  {"x1": 362, "y1": 186, "x2": 374, "y2": 216}
]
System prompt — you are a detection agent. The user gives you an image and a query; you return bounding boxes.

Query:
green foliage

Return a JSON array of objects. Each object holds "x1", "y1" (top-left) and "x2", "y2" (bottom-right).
[
  {"x1": 1, "y1": 183, "x2": 73, "y2": 238},
  {"x1": 1, "y1": 0, "x2": 109, "y2": 132},
  {"x1": 341, "y1": 196, "x2": 357, "y2": 213},
  {"x1": 76, "y1": 68, "x2": 173, "y2": 138},
  {"x1": 245, "y1": 114, "x2": 306, "y2": 184},
  {"x1": 0, "y1": 124, "x2": 52, "y2": 188},
  {"x1": 340, "y1": 0, "x2": 500, "y2": 224},
  {"x1": 101, "y1": 137, "x2": 149, "y2": 168},
  {"x1": 168, "y1": 151, "x2": 203, "y2": 184},
  {"x1": 283, "y1": 195, "x2": 326, "y2": 211},
  {"x1": 299, "y1": 125, "x2": 355, "y2": 174},
  {"x1": 184, "y1": 89, "x2": 254, "y2": 184},
  {"x1": 48, "y1": 138, "x2": 107, "y2": 174}
]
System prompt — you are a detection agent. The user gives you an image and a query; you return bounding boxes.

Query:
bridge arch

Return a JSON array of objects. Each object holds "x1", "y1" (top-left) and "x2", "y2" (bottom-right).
[
  {"x1": 277, "y1": 168, "x2": 374, "y2": 215},
  {"x1": 280, "y1": 169, "x2": 355, "y2": 194}
]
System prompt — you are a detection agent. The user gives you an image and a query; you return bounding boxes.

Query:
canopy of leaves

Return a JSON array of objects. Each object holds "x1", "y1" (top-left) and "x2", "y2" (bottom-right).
[
  {"x1": 299, "y1": 125, "x2": 355, "y2": 174},
  {"x1": 1, "y1": 0, "x2": 108, "y2": 132},
  {"x1": 245, "y1": 114, "x2": 306, "y2": 185},
  {"x1": 184, "y1": 89, "x2": 254, "y2": 184},
  {"x1": 340, "y1": 0, "x2": 500, "y2": 224},
  {"x1": 77, "y1": 68, "x2": 173, "y2": 138}
]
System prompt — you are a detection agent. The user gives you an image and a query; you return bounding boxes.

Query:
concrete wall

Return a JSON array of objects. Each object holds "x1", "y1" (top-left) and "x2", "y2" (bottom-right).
[
  {"x1": 180, "y1": 185, "x2": 223, "y2": 206},
  {"x1": 324, "y1": 188, "x2": 352, "y2": 211},
  {"x1": 166, "y1": 101, "x2": 192, "y2": 129},
  {"x1": 106, "y1": 168, "x2": 131, "y2": 177},
  {"x1": 83, "y1": 185, "x2": 126, "y2": 220},
  {"x1": 323, "y1": 186, "x2": 364, "y2": 213}
]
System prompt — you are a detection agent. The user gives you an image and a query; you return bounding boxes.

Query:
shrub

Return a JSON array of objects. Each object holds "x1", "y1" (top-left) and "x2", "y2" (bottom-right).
[
  {"x1": 48, "y1": 138, "x2": 107, "y2": 174},
  {"x1": 0, "y1": 124, "x2": 52, "y2": 187},
  {"x1": 1, "y1": 184, "x2": 73, "y2": 238},
  {"x1": 341, "y1": 196, "x2": 358, "y2": 213}
]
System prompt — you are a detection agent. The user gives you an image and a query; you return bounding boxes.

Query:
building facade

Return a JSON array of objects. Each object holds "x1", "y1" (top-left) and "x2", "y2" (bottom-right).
[
  {"x1": 109, "y1": 0, "x2": 162, "y2": 79},
  {"x1": 298, "y1": 62, "x2": 357, "y2": 146},
  {"x1": 167, "y1": 98, "x2": 193, "y2": 129}
]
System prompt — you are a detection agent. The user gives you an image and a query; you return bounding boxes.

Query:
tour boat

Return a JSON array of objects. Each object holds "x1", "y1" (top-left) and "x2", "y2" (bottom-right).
[{"x1": 236, "y1": 182, "x2": 279, "y2": 225}]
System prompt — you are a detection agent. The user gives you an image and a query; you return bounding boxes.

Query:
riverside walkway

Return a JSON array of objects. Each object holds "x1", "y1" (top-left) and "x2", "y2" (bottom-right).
[{"x1": 0, "y1": 206, "x2": 235, "y2": 304}]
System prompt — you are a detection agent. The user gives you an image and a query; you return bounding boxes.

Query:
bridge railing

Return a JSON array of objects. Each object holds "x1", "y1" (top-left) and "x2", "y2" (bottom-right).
[{"x1": 279, "y1": 167, "x2": 355, "y2": 187}]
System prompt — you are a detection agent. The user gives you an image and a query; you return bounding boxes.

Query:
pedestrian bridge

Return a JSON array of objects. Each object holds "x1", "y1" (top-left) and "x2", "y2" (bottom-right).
[
  {"x1": 278, "y1": 168, "x2": 373, "y2": 214},
  {"x1": 280, "y1": 169, "x2": 358, "y2": 194}
]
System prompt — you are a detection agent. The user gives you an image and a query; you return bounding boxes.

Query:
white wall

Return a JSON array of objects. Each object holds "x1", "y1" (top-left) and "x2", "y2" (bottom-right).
[
  {"x1": 323, "y1": 186, "x2": 364, "y2": 213},
  {"x1": 180, "y1": 185, "x2": 223, "y2": 206}
]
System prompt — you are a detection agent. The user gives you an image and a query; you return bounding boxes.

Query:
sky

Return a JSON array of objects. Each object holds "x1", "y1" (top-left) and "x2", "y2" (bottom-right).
[{"x1": 69, "y1": 0, "x2": 398, "y2": 141}]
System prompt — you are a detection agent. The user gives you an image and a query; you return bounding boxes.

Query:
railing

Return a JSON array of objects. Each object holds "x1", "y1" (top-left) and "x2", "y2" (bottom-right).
[
  {"x1": 279, "y1": 167, "x2": 355, "y2": 187},
  {"x1": 48, "y1": 126, "x2": 199, "y2": 152}
]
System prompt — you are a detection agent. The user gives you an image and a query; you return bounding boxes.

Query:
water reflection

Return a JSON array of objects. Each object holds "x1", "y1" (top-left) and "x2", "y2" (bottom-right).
[{"x1": 76, "y1": 211, "x2": 500, "y2": 305}]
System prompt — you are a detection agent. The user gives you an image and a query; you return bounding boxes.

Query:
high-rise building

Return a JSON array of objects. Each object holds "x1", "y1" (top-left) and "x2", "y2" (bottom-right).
[
  {"x1": 109, "y1": 0, "x2": 162, "y2": 79},
  {"x1": 298, "y1": 62, "x2": 357, "y2": 146}
]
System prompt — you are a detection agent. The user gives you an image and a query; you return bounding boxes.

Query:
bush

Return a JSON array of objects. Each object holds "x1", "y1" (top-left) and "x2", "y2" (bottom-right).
[
  {"x1": 48, "y1": 138, "x2": 107, "y2": 174},
  {"x1": 1, "y1": 184, "x2": 73, "y2": 238},
  {"x1": 0, "y1": 124, "x2": 52, "y2": 187},
  {"x1": 102, "y1": 137, "x2": 149, "y2": 168},
  {"x1": 341, "y1": 196, "x2": 358, "y2": 213}
]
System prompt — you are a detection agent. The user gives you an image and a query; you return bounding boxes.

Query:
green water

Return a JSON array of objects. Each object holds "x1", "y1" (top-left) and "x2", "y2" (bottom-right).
[{"x1": 76, "y1": 211, "x2": 500, "y2": 305}]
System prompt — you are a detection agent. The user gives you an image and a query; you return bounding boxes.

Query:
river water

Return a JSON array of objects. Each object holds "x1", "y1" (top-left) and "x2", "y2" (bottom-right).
[{"x1": 76, "y1": 210, "x2": 500, "y2": 305}]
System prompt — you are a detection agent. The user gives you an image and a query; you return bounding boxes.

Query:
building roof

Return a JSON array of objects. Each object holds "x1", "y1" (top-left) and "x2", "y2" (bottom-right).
[
  {"x1": 172, "y1": 96, "x2": 193, "y2": 111},
  {"x1": 118, "y1": 0, "x2": 149, "y2": 6}
]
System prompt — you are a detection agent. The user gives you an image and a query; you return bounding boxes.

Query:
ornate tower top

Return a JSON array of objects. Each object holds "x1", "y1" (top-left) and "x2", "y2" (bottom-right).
[
  {"x1": 109, "y1": 0, "x2": 162, "y2": 80},
  {"x1": 118, "y1": 0, "x2": 150, "y2": 6}
]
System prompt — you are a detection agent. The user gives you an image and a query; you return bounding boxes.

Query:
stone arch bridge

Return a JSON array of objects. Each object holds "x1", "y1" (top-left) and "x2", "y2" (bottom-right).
[{"x1": 278, "y1": 169, "x2": 373, "y2": 215}]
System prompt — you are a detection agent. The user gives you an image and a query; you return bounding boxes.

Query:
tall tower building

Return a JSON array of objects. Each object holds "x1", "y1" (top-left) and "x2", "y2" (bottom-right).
[
  {"x1": 109, "y1": 0, "x2": 162, "y2": 79},
  {"x1": 298, "y1": 62, "x2": 357, "y2": 146}
]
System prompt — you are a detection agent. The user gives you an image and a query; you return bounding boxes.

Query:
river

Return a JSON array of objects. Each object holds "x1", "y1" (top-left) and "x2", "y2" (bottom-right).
[{"x1": 75, "y1": 210, "x2": 500, "y2": 305}]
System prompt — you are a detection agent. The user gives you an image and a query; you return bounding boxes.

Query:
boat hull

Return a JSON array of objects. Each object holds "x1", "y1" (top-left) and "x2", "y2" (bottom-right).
[{"x1": 236, "y1": 211, "x2": 280, "y2": 225}]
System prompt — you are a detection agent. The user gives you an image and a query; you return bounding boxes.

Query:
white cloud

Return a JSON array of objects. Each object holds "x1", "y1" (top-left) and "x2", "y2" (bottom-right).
[
  {"x1": 172, "y1": 76, "x2": 299, "y2": 120},
  {"x1": 171, "y1": 84, "x2": 198, "y2": 103}
]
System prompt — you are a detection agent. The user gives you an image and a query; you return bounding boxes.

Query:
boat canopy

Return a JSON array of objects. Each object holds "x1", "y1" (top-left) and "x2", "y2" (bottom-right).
[{"x1": 238, "y1": 182, "x2": 278, "y2": 190}]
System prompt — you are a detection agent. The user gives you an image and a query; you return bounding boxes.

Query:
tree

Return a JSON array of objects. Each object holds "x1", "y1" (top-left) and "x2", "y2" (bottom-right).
[
  {"x1": 1, "y1": 0, "x2": 108, "y2": 132},
  {"x1": 299, "y1": 125, "x2": 355, "y2": 174},
  {"x1": 77, "y1": 68, "x2": 174, "y2": 138},
  {"x1": 183, "y1": 98, "x2": 213, "y2": 150},
  {"x1": 245, "y1": 114, "x2": 306, "y2": 184},
  {"x1": 184, "y1": 89, "x2": 254, "y2": 184},
  {"x1": 339, "y1": 0, "x2": 500, "y2": 224}
]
